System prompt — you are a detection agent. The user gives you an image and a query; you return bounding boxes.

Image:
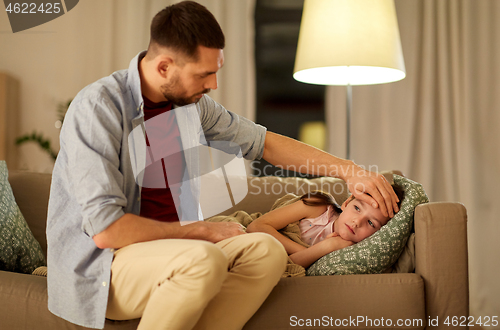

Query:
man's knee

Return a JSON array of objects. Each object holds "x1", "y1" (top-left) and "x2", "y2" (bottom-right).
[
  {"x1": 247, "y1": 232, "x2": 286, "y2": 251},
  {"x1": 240, "y1": 233, "x2": 288, "y2": 273},
  {"x1": 186, "y1": 242, "x2": 228, "y2": 280},
  {"x1": 160, "y1": 241, "x2": 229, "y2": 299}
]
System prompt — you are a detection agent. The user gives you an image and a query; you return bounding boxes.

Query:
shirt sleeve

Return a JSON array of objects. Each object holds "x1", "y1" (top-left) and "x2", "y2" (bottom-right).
[
  {"x1": 61, "y1": 87, "x2": 127, "y2": 238},
  {"x1": 197, "y1": 95, "x2": 267, "y2": 160}
]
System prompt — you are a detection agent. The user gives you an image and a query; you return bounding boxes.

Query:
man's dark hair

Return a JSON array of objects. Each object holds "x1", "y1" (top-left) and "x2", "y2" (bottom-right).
[{"x1": 148, "y1": 1, "x2": 225, "y2": 60}]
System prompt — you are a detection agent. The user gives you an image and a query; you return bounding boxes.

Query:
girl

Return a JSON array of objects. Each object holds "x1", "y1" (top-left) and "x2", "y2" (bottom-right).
[{"x1": 246, "y1": 187, "x2": 404, "y2": 268}]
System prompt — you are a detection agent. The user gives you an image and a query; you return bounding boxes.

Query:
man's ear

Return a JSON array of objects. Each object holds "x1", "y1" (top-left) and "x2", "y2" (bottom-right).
[
  {"x1": 156, "y1": 56, "x2": 174, "y2": 78},
  {"x1": 341, "y1": 195, "x2": 354, "y2": 210}
]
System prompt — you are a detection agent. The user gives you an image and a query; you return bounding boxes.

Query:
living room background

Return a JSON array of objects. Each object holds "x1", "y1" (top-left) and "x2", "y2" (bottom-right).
[{"x1": 1, "y1": 0, "x2": 499, "y2": 324}]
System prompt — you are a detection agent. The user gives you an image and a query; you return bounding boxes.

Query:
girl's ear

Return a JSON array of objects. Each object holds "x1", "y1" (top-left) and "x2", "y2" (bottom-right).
[{"x1": 341, "y1": 195, "x2": 355, "y2": 210}]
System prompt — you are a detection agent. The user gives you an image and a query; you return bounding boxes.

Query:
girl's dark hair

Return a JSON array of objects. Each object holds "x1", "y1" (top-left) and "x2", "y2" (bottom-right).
[
  {"x1": 301, "y1": 184, "x2": 405, "y2": 216},
  {"x1": 300, "y1": 191, "x2": 342, "y2": 214},
  {"x1": 149, "y1": 1, "x2": 225, "y2": 60}
]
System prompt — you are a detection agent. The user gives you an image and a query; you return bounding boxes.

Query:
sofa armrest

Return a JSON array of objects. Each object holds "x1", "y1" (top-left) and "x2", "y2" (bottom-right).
[
  {"x1": 414, "y1": 202, "x2": 469, "y2": 327},
  {"x1": 0, "y1": 270, "x2": 140, "y2": 330}
]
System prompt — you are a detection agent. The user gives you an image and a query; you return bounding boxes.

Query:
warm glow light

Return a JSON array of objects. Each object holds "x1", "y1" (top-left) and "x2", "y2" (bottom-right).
[
  {"x1": 293, "y1": 0, "x2": 406, "y2": 86},
  {"x1": 298, "y1": 121, "x2": 326, "y2": 150}
]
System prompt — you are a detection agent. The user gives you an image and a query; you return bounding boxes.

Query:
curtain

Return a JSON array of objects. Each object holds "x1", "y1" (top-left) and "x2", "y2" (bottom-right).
[
  {"x1": 65, "y1": 0, "x2": 257, "y2": 120},
  {"x1": 0, "y1": 0, "x2": 256, "y2": 172},
  {"x1": 326, "y1": 0, "x2": 500, "y2": 320}
]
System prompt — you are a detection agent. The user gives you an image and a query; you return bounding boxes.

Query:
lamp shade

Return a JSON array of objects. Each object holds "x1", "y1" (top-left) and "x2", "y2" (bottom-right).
[{"x1": 293, "y1": 0, "x2": 406, "y2": 86}]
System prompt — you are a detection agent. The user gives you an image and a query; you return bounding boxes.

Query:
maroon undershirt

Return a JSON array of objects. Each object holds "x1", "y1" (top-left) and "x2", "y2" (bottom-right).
[{"x1": 139, "y1": 96, "x2": 184, "y2": 222}]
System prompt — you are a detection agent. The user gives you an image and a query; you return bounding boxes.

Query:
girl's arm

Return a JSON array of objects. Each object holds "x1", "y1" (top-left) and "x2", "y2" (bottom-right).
[
  {"x1": 289, "y1": 233, "x2": 354, "y2": 268},
  {"x1": 246, "y1": 199, "x2": 327, "y2": 254}
]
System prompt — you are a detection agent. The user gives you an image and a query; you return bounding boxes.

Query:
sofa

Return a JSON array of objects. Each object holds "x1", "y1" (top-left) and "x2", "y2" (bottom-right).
[{"x1": 1, "y1": 170, "x2": 469, "y2": 330}]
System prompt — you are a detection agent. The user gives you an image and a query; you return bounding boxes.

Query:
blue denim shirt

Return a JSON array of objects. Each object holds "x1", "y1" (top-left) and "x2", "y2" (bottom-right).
[{"x1": 46, "y1": 51, "x2": 266, "y2": 329}]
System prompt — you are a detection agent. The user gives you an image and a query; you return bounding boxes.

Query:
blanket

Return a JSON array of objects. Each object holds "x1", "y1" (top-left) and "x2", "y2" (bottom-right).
[{"x1": 206, "y1": 193, "x2": 309, "y2": 277}]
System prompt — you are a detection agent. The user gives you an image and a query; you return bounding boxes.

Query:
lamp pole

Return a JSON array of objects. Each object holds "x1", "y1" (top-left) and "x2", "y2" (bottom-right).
[{"x1": 346, "y1": 84, "x2": 352, "y2": 160}]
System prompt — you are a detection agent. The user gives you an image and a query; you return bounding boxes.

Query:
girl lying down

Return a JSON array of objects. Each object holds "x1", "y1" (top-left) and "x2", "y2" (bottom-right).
[{"x1": 246, "y1": 187, "x2": 404, "y2": 268}]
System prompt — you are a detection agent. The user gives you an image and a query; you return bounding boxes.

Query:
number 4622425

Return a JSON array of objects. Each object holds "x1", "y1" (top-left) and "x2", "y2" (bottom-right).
[
  {"x1": 443, "y1": 316, "x2": 498, "y2": 327},
  {"x1": 5, "y1": 3, "x2": 62, "y2": 14}
]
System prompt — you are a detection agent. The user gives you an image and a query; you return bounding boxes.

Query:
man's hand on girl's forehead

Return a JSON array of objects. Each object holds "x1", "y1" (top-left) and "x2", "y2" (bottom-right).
[{"x1": 344, "y1": 166, "x2": 399, "y2": 218}]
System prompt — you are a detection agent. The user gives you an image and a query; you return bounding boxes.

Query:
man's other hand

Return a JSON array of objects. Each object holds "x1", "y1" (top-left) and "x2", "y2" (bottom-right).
[{"x1": 187, "y1": 221, "x2": 246, "y2": 243}]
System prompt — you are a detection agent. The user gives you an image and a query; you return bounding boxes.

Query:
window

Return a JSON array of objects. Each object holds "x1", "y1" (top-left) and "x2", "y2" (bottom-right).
[{"x1": 253, "y1": 0, "x2": 325, "y2": 177}]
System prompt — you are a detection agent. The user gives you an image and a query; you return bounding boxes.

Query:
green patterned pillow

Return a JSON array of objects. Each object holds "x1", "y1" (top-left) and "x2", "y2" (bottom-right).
[
  {"x1": 307, "y1": 175, "x2": 428, "y2": 276},
  {"x1": 0, "y1": 161, "x2": 46, "y2": 274}
]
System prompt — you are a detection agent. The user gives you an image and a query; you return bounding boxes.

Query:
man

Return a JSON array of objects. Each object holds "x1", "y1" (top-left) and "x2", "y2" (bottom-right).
[{"x1": 47, "y1": 2, "x2": 399, "y2": 330}]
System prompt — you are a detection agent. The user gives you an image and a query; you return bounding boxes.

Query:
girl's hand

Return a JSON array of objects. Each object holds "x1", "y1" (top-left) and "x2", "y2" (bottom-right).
[
  {"x1": 289, "y1": 233, "x2": 354, "y2": 268},
  {"x1": 323, "y1": 232, "x2": 354, "y2": 252},
  {"x1": 325, "y1": 232, "x2": 339, "y2": 239}
]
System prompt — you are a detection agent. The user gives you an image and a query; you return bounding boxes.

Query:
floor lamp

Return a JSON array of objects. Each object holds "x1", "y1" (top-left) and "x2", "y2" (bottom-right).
[{"x1": 293, "y1": 0, "x2": 406, "y2": 160}]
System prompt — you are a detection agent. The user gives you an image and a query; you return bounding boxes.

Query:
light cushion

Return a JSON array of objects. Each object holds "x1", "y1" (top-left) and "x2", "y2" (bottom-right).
[
  {"x1": 307, "y1": 174, "x2": 428, "y2": 276},
  {"x1": 0, "y1": 161, "x2": 46, "y2": 274}
]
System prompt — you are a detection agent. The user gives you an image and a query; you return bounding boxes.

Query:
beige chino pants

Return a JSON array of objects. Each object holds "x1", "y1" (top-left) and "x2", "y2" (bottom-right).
[{"x1": 106, "y1": 233, "x2": 287, "y2": 330}]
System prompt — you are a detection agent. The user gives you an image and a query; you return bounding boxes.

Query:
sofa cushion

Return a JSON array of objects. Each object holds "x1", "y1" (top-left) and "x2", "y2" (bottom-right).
[
  {"x1": 0, "y1": 161, "x2": 46, "y2": 274},
  {"x1": 307, "y1": 175, "x2": 428, "y2": 276}
]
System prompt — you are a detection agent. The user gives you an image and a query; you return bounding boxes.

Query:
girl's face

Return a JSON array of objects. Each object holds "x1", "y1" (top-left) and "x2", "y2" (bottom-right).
[{"x1": 333, "y1": 196, "x2": 390, "y2": 243}]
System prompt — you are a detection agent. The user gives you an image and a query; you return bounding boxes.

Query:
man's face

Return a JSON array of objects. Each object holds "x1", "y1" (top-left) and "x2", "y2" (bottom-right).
[
  {"x1": 161, "y1": 45, "x2": 224, "y2": 106},
  {"x1": 333, "y1": 196, "x2": 390, "y2": 243}
]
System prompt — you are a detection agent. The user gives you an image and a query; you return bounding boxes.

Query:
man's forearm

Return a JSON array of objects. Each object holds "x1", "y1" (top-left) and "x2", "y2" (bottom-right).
[
  {"x1": 262, "y1": 131, "x2": 399, "y2": 217},
  {"x1": 262, "y1": 131, "x2": 355, "y2": 180},
  {"x1": 92, "y1": 213, "x2": 198, "y2": 249},
  {"x1": 92, "y1": 213, "x2": 246, "y2": 250}
]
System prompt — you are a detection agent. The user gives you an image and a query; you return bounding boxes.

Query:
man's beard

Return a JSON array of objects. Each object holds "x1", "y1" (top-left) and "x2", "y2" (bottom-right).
[{"x1": 161, "y1": 74, "x2": 210, "y2": 106}]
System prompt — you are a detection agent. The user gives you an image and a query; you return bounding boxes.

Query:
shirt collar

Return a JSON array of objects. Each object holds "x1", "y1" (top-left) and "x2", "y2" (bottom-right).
[{"x1": 127, "y1": 50, "x2": 147, "y2": 115}]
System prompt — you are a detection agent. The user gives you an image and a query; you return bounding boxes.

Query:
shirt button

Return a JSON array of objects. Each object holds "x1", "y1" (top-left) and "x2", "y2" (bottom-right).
[{"x1": 102, "y1": 282, "x2": 107, "y2": 287}]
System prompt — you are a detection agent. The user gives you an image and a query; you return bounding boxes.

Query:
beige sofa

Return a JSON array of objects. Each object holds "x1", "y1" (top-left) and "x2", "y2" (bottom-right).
[{"x1": 1, "y1": 171, "x2": 469, "y2": 329}]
